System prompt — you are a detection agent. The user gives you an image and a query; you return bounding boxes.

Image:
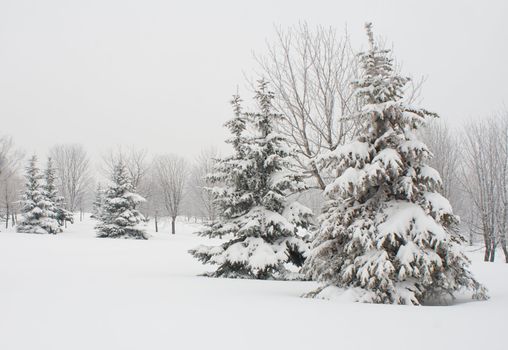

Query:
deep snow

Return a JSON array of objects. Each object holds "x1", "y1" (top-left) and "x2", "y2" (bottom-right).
[{"x1": 0, "y1": 216, "x2": 506, "y2": 350}]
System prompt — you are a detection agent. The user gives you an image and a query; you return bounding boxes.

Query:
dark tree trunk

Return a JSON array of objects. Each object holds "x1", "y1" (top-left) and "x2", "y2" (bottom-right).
[
  {"x1": 500, "y1": 234, "x2": 508, "y2": 263},
  {"x1": 484, "y1": 236, "x2": 491, "y2": 262},
  {"x1": 483, "y1": 224, "x2": 496, "y2": 262},
  {"x1": 171, "y1": 217, "x2": 176, "y2": 235},
  {"x1": 502, "y1": 244, "x2": 508, "y2": 263},
  {"x1": 154, "y1": 211, "x2": 158, "y2": 233},
  {"x1": 489, "y1": 239, "x2": 496, "y2": 262}
]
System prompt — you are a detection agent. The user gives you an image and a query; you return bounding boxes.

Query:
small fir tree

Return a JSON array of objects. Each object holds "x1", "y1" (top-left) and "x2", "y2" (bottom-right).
[
  {"x1": 17, "y1": 155, "x2": 61, "y2": 234},
  {"x1": 302, "y1": 23, "x2": 488, "y2": 304},
  {"x1": 95, "y1": 161, "x2": 147, "y2": 239},
  {"x1": 55, "y1": 196, "x2": 74, "y2": 227},
  {"x1": 190, "y1": 80, "x2": 312, "y2": 279},
  {"x1": 44, "y1": 157, "x2": 71, "y2": 230},
  {"x1": 91, "y1": 183, "x2": 105, "y2": 219}
]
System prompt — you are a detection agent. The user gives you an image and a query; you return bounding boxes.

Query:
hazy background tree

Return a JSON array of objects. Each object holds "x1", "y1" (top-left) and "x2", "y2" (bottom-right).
[
  {"x1": 153, "y1": 154, "x2": 188, "y2": 234},
  {"x1": 461, "y1": 112, "x2": 508, "y2": 262},
  {"x1": 0, "y1": 135, "x2": 24, "y2": 229},
  {"x1": 184, "y1": 147, "x2": 219, "y2": 223},
  {"x1": 420, "y1": 121, "x2": 474, "y2": 245},
  {"x1": 50, "y1": 144, "x2": 93, "y2": 218},
  {"x1": 420, "y1": 121, "x2": 461, "y2": 202}
]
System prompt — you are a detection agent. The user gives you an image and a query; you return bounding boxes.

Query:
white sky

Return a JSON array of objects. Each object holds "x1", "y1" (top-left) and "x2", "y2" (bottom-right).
[{"x1": 1, "y1": 0, "x2": 507, "y2": 161}]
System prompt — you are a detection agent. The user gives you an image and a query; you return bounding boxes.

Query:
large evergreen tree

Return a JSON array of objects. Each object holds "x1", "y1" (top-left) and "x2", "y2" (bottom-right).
[
  {"x1": 190, "y1": 80, "x2": 312, "y2": 279},
  {"x1": 95, "y1": 161, "x2": 147, "y2": 239},
  {"x1": 17, "y1": 155, "x2": 61, "y2": 234},
  {"x1": 302, "y1": 24, "x2": 487, "y2": 304}
]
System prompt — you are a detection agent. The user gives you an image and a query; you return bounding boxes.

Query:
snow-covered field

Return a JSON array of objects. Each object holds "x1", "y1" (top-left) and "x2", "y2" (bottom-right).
[{"x1": 0, "y1": 216, "x2": 506, "y2": 350}]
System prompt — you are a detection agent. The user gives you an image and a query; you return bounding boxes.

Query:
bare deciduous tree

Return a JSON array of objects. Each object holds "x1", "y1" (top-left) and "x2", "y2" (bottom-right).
[
  {"x1": 421, "y1": 121, "x2": 461, "y2": 204},
  {"x1": 50, "y1": 144, "x2": 93, "y2": 215},
  {"x1": 254, "y1": 23, "x2": 360, "y2": 190},
  {"x1": 498, "y1": 115, "x2": 508, "y2": 262},
  {"x1": 153, "y1": 154, "x2": 188, "y2": 234},
  {"x1": 0, "y1": 136, "x2": 24, "y2": 229},
  {"x1": 421, "y1": 120, "x2": 480, "y2": 245},
  {"x1": 186, "y1": 147, "x2": 218, "y2": 223},
  {"x1": 461, "y1": 113, "x2": 508, "y2": 262}
]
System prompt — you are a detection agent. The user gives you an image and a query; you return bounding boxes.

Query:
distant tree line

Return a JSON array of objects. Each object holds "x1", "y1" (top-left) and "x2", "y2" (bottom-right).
[{"x1": 0, "y1": 136, "x2": 220, "y2": 236}]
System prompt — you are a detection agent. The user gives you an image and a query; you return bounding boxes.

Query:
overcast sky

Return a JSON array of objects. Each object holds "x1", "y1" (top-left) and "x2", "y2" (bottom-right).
[{"x1": 1, "y1": 0, "x2": 507, "y2": 161}]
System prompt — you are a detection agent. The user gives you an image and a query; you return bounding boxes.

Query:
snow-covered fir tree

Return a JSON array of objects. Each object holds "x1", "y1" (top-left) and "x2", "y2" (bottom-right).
[
  {"x1": 44, "y1": 157, "x2": 72, "y2": 228},
  {"x1": 91, "y1": 183, "x2": 105, "y2": 219},
  {"x1": 190, "y1": 80, "x2": 312, "y2": 279},
  {"x1": 55, "y1": 196, "x2": 74, "y2": 227},
  {"x1": 95, "y1": 161, "x2": 147, "y2": 239},
  {"x1": 302, "y1": 23, "x2": 488, "y2": 304},
  {"x1": 17, "y1": 155, "x2": 61, "y2": 234}
]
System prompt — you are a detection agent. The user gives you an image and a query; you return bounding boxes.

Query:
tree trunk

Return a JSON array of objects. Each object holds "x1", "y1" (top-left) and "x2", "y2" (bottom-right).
[
  {"x1": 171, "y1": 217, "x2": 176, "y2": 235},
  {"x1": 502, "y1": 244, "x2": 508, "y2": 263},
  {"x1": 484, "y1": 247, "x2": 491, "y2": 261},
  {"x1": 489, "y1": 239, "x2": 496, "y2": 262},
  {"x1": 5, "y1": 203, "x2": 9, "y2": 229},
  {"x1": 154, "y1": 211, "x2": 158, "y2": 233},
  {"x1": 311, "y1": 163, "x2": 326, "y2": 190},
  {"x1": 500, "y1": 234, "x2": 508, "y2": 263},
  {"x1": 490, "y1": 249, "x2": 496, "y2": 262},
  {"x1": 484, "y1": 233, "x2": 492, "y2": 262}
]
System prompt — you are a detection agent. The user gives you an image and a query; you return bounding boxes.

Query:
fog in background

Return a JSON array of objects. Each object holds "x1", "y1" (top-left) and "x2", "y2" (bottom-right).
[{"x1": 1, "y1": 0, "x2": 507, "y2": 160}]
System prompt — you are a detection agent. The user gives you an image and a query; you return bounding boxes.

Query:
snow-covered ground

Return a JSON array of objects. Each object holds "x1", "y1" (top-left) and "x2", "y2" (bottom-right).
[{"x1": 0, "y1": 216, "x2": 506, "y2": 350}]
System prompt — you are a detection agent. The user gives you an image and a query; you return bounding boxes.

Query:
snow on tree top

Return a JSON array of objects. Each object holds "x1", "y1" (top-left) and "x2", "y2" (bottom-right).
[{"x1": 361, "y1": 101, "x2": 397, "y2": 116}]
